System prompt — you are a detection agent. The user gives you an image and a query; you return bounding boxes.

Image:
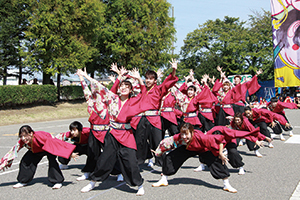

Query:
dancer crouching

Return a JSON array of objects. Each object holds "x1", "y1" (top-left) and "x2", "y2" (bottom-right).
[
  {"x1": 0, "y1": 125, "x2": 77, "y2": 189},
  {"x1": 152, "y1": 123, "x2": 239, "y2": 193}
]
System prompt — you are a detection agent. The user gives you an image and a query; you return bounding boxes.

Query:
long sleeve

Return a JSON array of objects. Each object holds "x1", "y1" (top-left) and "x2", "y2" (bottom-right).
[{"x1": 81, "y1": 80, "x2": 93, "y2": 115}]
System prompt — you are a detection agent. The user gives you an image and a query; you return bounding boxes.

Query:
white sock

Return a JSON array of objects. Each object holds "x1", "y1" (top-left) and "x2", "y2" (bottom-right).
[
  {"x1": 138, "y1": 185, "x2": 143, "y2": 190},
  {"x1": 223, "y1": 179, "x2": 229, "y2": 186},
  {"x1": 161, "y1": 175, "x2": 168, "y2": 181}
]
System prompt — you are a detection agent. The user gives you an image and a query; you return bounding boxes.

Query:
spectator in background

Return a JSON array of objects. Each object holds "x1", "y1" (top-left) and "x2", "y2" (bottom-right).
[
  {"x1": 246, "y1": 96, "x2": 251, "y2": 106},
  {"x1": 294, "y1": 97, "x2": 300, "y2": 104},
  {"x1": 279, "y1": 96, "x2": 284, "y2": 102},
  {"x1": 32, "y1": 78, "x2": 38, "y2": 85},
  {"x1": 21, "y1": 79, "x2": 27, "y2": 85}
]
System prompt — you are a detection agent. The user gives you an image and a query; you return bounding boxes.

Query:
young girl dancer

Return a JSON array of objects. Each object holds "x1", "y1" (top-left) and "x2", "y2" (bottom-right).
[
  {"x1": 78, "y1": 67, "x2": 147, "y2": 195},
  {"x1": 0, "y1": 125, "x2": 77, "y2": 189},
  {"x1": 152, "y1": 123, "x2": 264, "y2": 193}
]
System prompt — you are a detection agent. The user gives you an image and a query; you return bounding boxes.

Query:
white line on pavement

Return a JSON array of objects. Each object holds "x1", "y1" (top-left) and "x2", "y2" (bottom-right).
[
  {"x1": 0, "y1": 161, "x2": 48, "y2": 176},
  {"x1": 290, "y1": 180, "x2": 300, "y2": 200}
]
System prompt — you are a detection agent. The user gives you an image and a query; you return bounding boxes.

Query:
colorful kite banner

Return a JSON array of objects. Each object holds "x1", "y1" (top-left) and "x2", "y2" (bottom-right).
[{"x1": 271, "y1": 0, "x2": 300, "y2": 87}]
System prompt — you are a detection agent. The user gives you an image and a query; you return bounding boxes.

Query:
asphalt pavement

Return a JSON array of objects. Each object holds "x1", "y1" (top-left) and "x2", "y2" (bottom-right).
[{"x1": 0, "y1": 110, "x2": 300, "y2": 200}]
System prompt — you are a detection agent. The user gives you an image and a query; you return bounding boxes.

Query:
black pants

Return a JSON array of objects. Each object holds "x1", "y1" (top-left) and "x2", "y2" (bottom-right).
[
  {"x1": 162, "y1": 146, "x2": 230, "y2": 180},
  {"x1": 82, "y1": 130, "x2": 104, "y2": 173},
  {"x1": 161, "y1": 116, "x2": 179, "y2": 137},
  {"x1": 90, "y1": 132, "x2": 143, "y2": 187},
  {"x1": 198, "y1": 113, "x2": 214, "y2": 133},
  {"x1": 232, "y1": 104, "x2": 245, "y2": 115},
  {"x1": 244, "y1": 121, "x2": 271, "y2": 151},
  {"x1": 279, "y1": 114, "x2": 293, "y2": 131},
  {"x1": 215, "y1": 108, "x2": 230, "y2": 126},
  {"x1": 17, "y1": 150, "x2": 64, "y2": 184},
  {"x1": 135, "y1": 116, "x2": 163, "y2": 166},
  {"x1": 226, "y1": 142, "x2": 244, "y2": 168}
]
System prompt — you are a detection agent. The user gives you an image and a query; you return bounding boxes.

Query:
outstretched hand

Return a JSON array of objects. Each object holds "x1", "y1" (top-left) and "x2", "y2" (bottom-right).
[
  {"x1": 254, "y1": 140, "x2": 264, "y2": 148},
  {"x1": 219, "y1": 153, "x2": 229, "y2": 165},
  {"x1": 169, "y1": 58, "x2": 178, "y2": 70},
  {"x1": 157, "y1": 68, "x2": 163, "y2": 79},
  {"x1": 130, "y1": 68, "x2": 141, "y2": 79},
  {"x1": 110, "y1": 63, "x2": 120, "y2": 74},
  {"x1": 71, "y1": 152, "x2": 79, "y2": 161},
  {"x1": 108, "y1": 75, "x2": 116, "y2": 83},
  {"x1": 256, "y1": 68, "x2": 263, "y2": 76}
]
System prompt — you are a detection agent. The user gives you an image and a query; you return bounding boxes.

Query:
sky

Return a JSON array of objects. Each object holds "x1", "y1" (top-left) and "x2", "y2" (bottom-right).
[{"x1": 168, "y1": 0, "x2": 271, "y2": 54}]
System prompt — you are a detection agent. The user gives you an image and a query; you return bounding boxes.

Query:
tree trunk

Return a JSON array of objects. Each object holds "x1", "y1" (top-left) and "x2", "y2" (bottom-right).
[
  {"x1": 3, "y1": 67, "x2": 7, "y2": 85},
  {"x1": 57, "y1": 71, "x2": 61, "y2": 101},
  {"x1": 18, "y1": 64, "x2": 22, "y2": 85},
  {"x1": 42, "y1": 72, "x2": 51, "y2": 84}
]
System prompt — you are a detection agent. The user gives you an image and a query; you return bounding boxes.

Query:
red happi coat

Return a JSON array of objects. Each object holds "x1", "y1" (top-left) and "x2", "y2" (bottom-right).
[
  {"x1": 267, "y1": 101, "x2": 298, "y2": 115},
  {"x1": 19, "y1": 131, "x2": 75, "y2": 159},
  {"x1": 130, "y1": 74, "x2": 179, "y2": 130},
  {"x1": 206, "y1": 125, "x2": 262, "y2": 146},
  {"x1": 212, "y1": 79, "x2": 235, "y2": 116},
  {"x1": 91, "y1": 79, "x2": 148, "y2": 150},
  {"x1": 173, "y1": 130, "x2": 225, "y2": 156},
  {"x1": 232, "y1": 75, "x2": 261, "y2": 106},
  {"x1": 171, "y1": 86, "x2": 201, "y2": 126},
  {"x1": 247, "y1": 108, "x2": 288, "y2": 125},
  {"x1": 197, "y1": 85, "x2": 219, "y2": 122},
  {"x1": 160, "y1": 91, "x2": 178, "y2": 125},
  {"x1": 230, "y1": 117, "x2": 266, "y2": 142}
]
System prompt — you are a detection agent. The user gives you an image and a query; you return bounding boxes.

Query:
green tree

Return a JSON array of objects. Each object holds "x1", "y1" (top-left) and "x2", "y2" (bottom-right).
[
  {"x1": 179, "y1": 16, "x2": 248, "y2": 80},
  {"x1": 91, "y1": 0, "x2": 176, "y2": 76},
  {"x1": 0, "y1": 0, "x2": 29, "y2": 85},
  {"x1": 23, "y1": 0, "x2": 105, "y2": 85},
  {"x1": 179, "y1": 12, "x2": 273, "y2": 81},
  {"x1": 247, "y1": 10, "x2": 273, "y2": 81}
]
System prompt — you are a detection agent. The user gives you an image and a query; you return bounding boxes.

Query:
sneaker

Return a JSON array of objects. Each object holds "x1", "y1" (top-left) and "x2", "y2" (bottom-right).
[
  {"x1": 59, "y1": 164, "x2": 69, "y2": 170},
  {"x1": 280, "y1": 134, "x2": 285, "y2": 141},
  {"x1": 77, "y1": 172, "x2": 90, "y2": 181},
  {"x1": 117, "y1": 174, "x2": 124, "y2": 182},
  {"x1": 52, "y1": 183, "x2": 62, "y2": 189},
  {"x1": 254, "y1": 150, "x2": 262, "y2": 158},
  {"x1": 136, "y1": 185, "x2": 145, "y2": 196},
  {"x1": 289, "y1": 131, "x2": 294, "y2": 137},
  {"x1": 223, "y1": 185, "x2": 237, "y2": 193},
  {"x1": 268, "y1": 143, "x2": 274, "y2": 148},
  {"x1": 147, "y1": 159, "x2": 154, "y2": 167},
  {"x1": 194, "y1": 163, "x2": 205, "y2": 172},
  {"x1": 238, "y1": 140, "x2": 244, "y2": 146},
  {"x1": 152, "y1": 177, "x2": 168, "y2": 187},
  {"x1": 271, "y1": 133, "x2": 275, "y2": 139},
  {"x1": 238, "y1": 167, "x2": 245, "y2": 175},
  {"x1": 81, "y1": 181, "x2": 96, "y2": 193},
  {"x1": 13, "y1": 183, "x2": 27, "y2": 189}
]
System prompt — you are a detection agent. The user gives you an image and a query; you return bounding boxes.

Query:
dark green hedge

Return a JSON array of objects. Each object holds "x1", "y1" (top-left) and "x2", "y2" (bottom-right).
[
  {"x1": 60, "y1": 85, "x2": 84, "y2": 100},
  {"x1": 0, "y1": 85, "x2": 57, "y2": 107}
]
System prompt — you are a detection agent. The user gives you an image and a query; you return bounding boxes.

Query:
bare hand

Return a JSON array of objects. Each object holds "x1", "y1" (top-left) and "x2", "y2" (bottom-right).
[
  {"x1": 108, "y1": 75, "x2": 116, "y2": 83},
  {"x1": 71, "y1": 152, "x2": 79, "y2": 161},
  {"x1": 256, "y1": 68, "x2": 263, "y2": 76},
  {"x1": 285, "y1": 123, "x2": 291, "y2": 128},
  {"x1": 157, "y1": 68, "x2": 163, "y2": 79},
  {"x1": 219, "y1": 153, "x2": 229, "y2": 165},
  {"x1": 130, "y1": 68, "x2": 141, "y2": 79},
  {"x1": 169, "y1": 58, "x2": 178, "y2": 70},
  {"x1": 110, "y1": 63, "x2": 120, "y2": 74},
  {"x1": 254, "y1": 140, "x2": 264, "y2": 148},
  {"x1": 270, "y1": 121, "x2": 276, "y2": 128}
]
